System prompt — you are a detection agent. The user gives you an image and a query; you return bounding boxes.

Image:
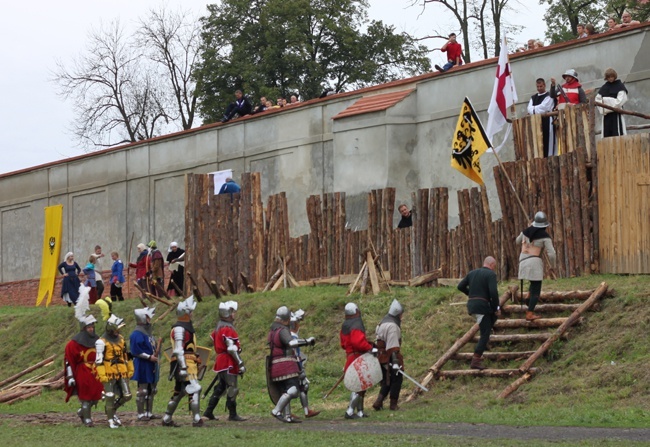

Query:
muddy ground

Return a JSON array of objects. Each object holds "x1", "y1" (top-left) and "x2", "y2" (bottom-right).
[{"x1": 3, "y1": 412, "x2": 650, "y2": 442}]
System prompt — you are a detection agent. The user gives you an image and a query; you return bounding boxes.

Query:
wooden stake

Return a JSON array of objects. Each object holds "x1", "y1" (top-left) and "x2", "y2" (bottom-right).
[
  {"x1": 498, "y1": 371, "x2": 535, "y2": 399},
  {"x1": 0, "y1": 355, "x2": 56, "y2": 389}
]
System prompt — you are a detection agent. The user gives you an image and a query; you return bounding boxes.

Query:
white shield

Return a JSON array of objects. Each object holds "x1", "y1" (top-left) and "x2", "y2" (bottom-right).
[{"x1": 343, "y1": 353, "x2": 383, "y2": 392}]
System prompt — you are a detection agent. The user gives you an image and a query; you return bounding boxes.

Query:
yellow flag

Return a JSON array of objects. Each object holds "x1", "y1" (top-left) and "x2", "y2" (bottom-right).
[
  {"x1": 36, "y1": 205, "x2": 63, "y2": 307},
  {"x1": 450, "y1": 97, "x2": 492, "y2": 185}
]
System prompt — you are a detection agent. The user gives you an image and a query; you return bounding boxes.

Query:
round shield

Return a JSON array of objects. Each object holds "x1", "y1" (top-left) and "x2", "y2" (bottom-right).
[{"x1": 343, "y1": 353, "x2": 382, "y2": 392}]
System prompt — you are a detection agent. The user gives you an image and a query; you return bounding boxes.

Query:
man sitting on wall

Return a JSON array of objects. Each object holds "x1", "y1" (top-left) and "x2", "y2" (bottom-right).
[{"x1": 221, "y1": 90, "x2": 253, "y2": 123}]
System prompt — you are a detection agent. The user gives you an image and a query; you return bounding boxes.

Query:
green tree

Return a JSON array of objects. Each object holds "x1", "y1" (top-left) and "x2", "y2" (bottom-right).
[
  {"x1": 194, "y1": 0, "x2": 432, "y2": 124},
  {"x1": 541, "y1": 0, "x2": 606, "y2": 43}
]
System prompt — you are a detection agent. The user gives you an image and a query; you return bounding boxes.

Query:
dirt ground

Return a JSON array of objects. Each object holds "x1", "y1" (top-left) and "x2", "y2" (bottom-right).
[{"x1": 4, "y1": 412, "x2": 650, "y2": 442}]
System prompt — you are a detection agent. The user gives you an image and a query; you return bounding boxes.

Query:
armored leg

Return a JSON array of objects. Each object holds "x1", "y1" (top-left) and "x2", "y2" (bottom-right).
[
  {"x1": 146, "y1": 383, "x2": 159, "y2": 419},
  {"x1": 78, "y1": 400, "x2": 94, "y2": 427},
  {"x1": 162, "y1": 382, "x2": 186, "y2": 426},
  {"x1": 345, "y1": 392, "x2": 362, "y2": 419},
  {"x1": 136, "y1": 384, "x2": 148, "y2": 420},
  {"x1": 224, "y1": 374, "x2": 244, "y2": 421},
  {"x1": 272, "y1": 384, "x2": 300, "y2": 422},
  {"x1": 103, "y1": 381, "x2": 119, "y2": 428},
  {"x1": 114, "y1": 377, "x2": 132, "y2": 410},
  {"x1": 189, "y1": 390, "x2": 202, "y2": 426}
]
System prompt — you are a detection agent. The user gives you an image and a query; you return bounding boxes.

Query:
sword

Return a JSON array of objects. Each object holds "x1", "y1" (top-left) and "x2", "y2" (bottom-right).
[
  {"x1": 396, "y1": 368, "x2": 428, "y2": 392},
  {"x1": 202, "y1": 373, "x2": 220, "y2": 399}
]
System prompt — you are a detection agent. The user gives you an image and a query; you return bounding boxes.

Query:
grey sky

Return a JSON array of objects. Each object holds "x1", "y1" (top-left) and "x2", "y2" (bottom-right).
[{"x1": 0, "y1": 0, "x2": 546, "y2": 175}]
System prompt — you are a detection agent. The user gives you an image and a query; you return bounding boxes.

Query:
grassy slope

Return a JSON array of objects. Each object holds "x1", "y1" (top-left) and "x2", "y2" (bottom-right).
[{"x1": 1, "y1": 273, "x2": 649, "y2": 431}]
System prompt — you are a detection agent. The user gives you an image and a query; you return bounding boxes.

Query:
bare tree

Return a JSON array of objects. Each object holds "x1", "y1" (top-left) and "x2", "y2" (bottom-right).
[
  {"x1": 137, "y1": 7, "x2": 202, "y2": 130},
  {"x1": 53, "y1": 20, "x2": 173, "y2": 149}
]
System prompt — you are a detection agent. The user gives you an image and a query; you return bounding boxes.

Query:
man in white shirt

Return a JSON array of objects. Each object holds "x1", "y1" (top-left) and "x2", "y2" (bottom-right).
[{"x1": 527, "y1": 78, "x2": 557, "y2": 157}]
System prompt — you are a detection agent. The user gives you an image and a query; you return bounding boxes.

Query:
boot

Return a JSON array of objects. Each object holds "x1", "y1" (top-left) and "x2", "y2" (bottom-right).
[
  {"x1": 372, "y1": 394, "x2": 385, "y2": 411},
  {"x1": 470, "y1": 353, "x2": 487, "y2": 370},
  {"x1": 389, "y1": 398, "x2": 399, "y2": 411},
  {"x1": 226, "y1": 398, "x2": 246, "y2": 421},
  {"x1": 526, "y1": 311, "x2": 542, "y2": 321},
  {"x1": 305, "y1": 409, "x2": 321, "y2": 418},
  {"x1": 203, "y1": 395, "x2": 220, "y2": 421}
]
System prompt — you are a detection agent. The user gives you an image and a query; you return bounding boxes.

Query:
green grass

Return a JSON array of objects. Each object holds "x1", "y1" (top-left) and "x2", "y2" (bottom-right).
[{"x1": 1, "y1": 274, "x2": 650, "y2": 445}]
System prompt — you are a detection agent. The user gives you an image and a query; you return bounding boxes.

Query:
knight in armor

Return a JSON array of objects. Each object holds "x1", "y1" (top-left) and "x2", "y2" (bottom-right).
[
  {"x1": 64, "y1": 285, "x2": 104, "y2": 427},
  {"x1": 203, "y1": 300, "x2": 247, "y2": 422},
  {"x1": 162, "y1": 295, "x2": 203, "y2": 427},
  {"x1": 340, "y1": 302, "x2": 376, "y2": 419},
  {"x1": 268, "y1": 306, "x2": 316, "y2": 423},
  {"x1": 96, "y1": 313, "x2": 133, "y2": 428},
  {"x1": 130, "y1": 307, "x2": 160, "y2": 421},
  {"x1": 374, "y1": 299, "x2": 404, "y2": 411},
  {"x1": 290, "y1": 309, "x2": 320, "y2": 419}
]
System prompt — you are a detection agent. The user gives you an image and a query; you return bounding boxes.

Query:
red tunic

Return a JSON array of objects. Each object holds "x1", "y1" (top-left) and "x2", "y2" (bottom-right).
[
  {"x1": 211, "y1": 321, "x2": 241, "y2": 374},
  {"x1": 64, "y1": 340, "x2": 104, "y2": 402},
  {"x1": 268, "y1": 324, "x2": 300, "y2": 380},
  {"x1": 558, "y1": 80, "x2": 583, "y2": 105},
  {"x1": 340, "y1": 317, "x2": 373, "y2": 371}
]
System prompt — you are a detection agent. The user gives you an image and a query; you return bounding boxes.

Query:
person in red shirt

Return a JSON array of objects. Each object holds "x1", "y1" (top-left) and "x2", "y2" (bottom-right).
[
  {"x1": 340, "y1": 302, "x2": 375, "y2": 419},
  {"x1": 435, "y1": 33, "x2": 463, "y2": 72}
]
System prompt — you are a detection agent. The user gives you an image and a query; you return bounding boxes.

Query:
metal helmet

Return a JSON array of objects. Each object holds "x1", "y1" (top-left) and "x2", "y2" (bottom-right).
[
  {"x1": 290, "y1": 309, "x2": 305, "y2": 322},
  {"x1": 134, "y1": 307, "x2": 156, "y2": 325},
  {"x1": 388, "y1": 299, "x2": 404, "y2": 316},
  {"x1": 79, "y1": 314, "x2": 97, "y2": 331},
  {"x1": 176, "y1": 295, "x2": 197, "y2": 317},
  {"x1": 344, "y1": 303, "x2": 359, "y2": 316},
  {"x1": 106, "y1": 314, "x2": 126, "y2": 332},
  {"x1": 562, "y1": 69, "x2": 579, "y2": 82},
  {"x1": 532, "y1": 211, "x2": 550, "y2": 228},
  {"x1": 219, "y1": 300, "x2": 238, "y2": 319},
  {"x1": 275, "y1": 306, "x2": 291, "y2": 321}
]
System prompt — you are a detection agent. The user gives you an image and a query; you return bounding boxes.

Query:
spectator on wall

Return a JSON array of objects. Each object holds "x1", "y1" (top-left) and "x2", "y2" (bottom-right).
[{"x1": 221, "y1": 90, "x2": 253, "y2": 123}]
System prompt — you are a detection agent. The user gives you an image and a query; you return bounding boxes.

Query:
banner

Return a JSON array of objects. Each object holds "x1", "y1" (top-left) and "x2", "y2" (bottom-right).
[
  {"x1": 486, "y1": 34, "x2": 518, "y2": 151},
  {"x1": 450, "y1": 97, "x2": 491, "y2": 185},
  {"x1": 36, "y1": 205, "x2": 63, "y2": 307}
]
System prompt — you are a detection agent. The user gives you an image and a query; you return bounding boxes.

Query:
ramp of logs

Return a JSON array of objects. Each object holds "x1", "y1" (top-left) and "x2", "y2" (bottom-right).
[
  {"x1": 406, "y1": 282, "x2": 610, "y2": 401},
  {"x1": 0, "y1": 356, "x2": 63, "y2": 405}
]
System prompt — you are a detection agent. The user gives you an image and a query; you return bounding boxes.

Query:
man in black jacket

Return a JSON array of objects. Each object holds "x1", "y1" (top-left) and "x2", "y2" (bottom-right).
[
  {"x1": 457, "y1": 256, "x2": 499, "y2": 370},
  {"x1": 221, "y1": 90, "x2": 253, "y2": 123}
]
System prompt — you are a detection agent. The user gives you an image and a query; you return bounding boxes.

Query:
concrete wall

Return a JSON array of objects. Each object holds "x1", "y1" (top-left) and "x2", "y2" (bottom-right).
[{"x1": 1, "y1": 26, "x2": 649, "y2": 283}]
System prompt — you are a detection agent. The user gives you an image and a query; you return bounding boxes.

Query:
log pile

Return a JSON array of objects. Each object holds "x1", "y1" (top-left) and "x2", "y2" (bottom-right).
[
  {"x1": 0, "y1": 355, "x2": 62, "y2": 405},
  {"x1": 406, "y1": 284, "x2": 610, "y2": 402}
]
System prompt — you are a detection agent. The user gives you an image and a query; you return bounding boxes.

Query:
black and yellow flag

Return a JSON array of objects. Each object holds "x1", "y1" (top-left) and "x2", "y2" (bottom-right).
[
  {"x1": 450, "y1": 97, "x2": 492, "y2": 185},
  {"x1": 36, "y1": 205, "x2": 63, "y2": 307}
]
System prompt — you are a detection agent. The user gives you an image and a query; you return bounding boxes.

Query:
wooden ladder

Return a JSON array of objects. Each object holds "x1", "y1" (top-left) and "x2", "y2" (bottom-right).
[{"x1": 406, "y1": 282, "x2": 610, "y2": 401}]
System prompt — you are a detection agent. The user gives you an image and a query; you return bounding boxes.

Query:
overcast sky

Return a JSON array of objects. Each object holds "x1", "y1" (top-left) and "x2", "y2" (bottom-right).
[{"x1": 0, "y1": 0, "x2": 546, "y2": 175}]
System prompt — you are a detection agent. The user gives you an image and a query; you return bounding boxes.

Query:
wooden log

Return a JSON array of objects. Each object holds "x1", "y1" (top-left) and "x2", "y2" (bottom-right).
[
  {"x1": 493, "y1": 317, "x2": 572, "y2": 329},
  {"x1": 263, "y1": 268, "x2": 283, "y2": 292},
  {"x1": 498, "y1": 371, "x2": 535, "y2": 399},
  {"x1": 408, "y1": 269, "x2": 442, "y2": 287},
  {"x1": 144, "y1": 291, "x2": 174, "y2": 307},
  {"x1": 169, "y1": 279, "x2": 184, "y2": 298},
  {"x1": 240, "y1": 272, "x2": 254, "y2": 293},
  {"x1": 519, "y1": 282, "x2": 609, "y2": 373},
  {"x1": 187, "y1": 272, "x2": 203, "y2": 302},
  {"x1": 517, "y1": 289, "x2": 608, "y2": 302},
  {"x1": 502, "y1": 303, "x2": 598, "y2": 313},
  {"x1": 201, "y1": 276, "x2": 220, "y2": 299},
  {"x1": 227, "y1": 278, "x2": 237, "y2": 295},
  {"x1": 297, "y1": 280, "x2": 316, "y2": 287},
  {"x1": 437, "y1": 368, "x2": 538, "y2": 378},
  {"x1": 366, "y1": 251, "x2": 381, "y2": 295},
  {"x1": 472, "y1": 333, "x2": 563, "y2": 343},
  {"x1": 360, "y1": 262, "x2": 369, "y2": 295},
  {"x1": 271, "y1": 274, "x2": 285, "y2": 292},
  {"x1": 132, "y1": 282, "x2": 152, "y2": 306},
  {"x1": 0, "y1": 355, "x2": 56, "y2": 389},
  {"x1": 154, "y1": 304, "x2": 176, "y2": 323},
  {"x1": 347, "y1": 262, "x2": 367, "y2": 295},
  {"x1": 219, "y1": 285, "x2": 228, "y2": 296},
  {"x1": 153, "y1": 282, "x2": 172, "y2": 301},
  {"x1": 451, "y1": 351, "x2": 536, "y2": 361},
  {"x1": 4, "y1": 387, "x2": 42, "y2": 405}
]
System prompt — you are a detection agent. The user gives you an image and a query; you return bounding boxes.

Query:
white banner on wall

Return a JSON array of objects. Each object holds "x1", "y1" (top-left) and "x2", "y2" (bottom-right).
[{"x1": 209, "y1": 169, "x2": 234, "y2": 195}]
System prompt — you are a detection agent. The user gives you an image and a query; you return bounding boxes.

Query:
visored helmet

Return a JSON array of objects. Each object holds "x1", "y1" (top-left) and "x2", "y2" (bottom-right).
[
  {"x1": 176, "y1": 295, "x2": 197, "y2": 317},
  {"x1": 106, "y1": 314, "x2": 126, "y2": 332},
  {"x1": 219, "y1": 300, "x2": 238, "y2": 319},
  {"x1": 134, "y1": 307, "x2": 156, "y2": 325}
]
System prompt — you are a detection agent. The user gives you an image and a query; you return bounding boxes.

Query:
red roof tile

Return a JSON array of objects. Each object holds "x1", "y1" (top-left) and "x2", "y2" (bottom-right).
[{"x1": 332, "y1": 89, "x2": 415, "y2": 120}]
